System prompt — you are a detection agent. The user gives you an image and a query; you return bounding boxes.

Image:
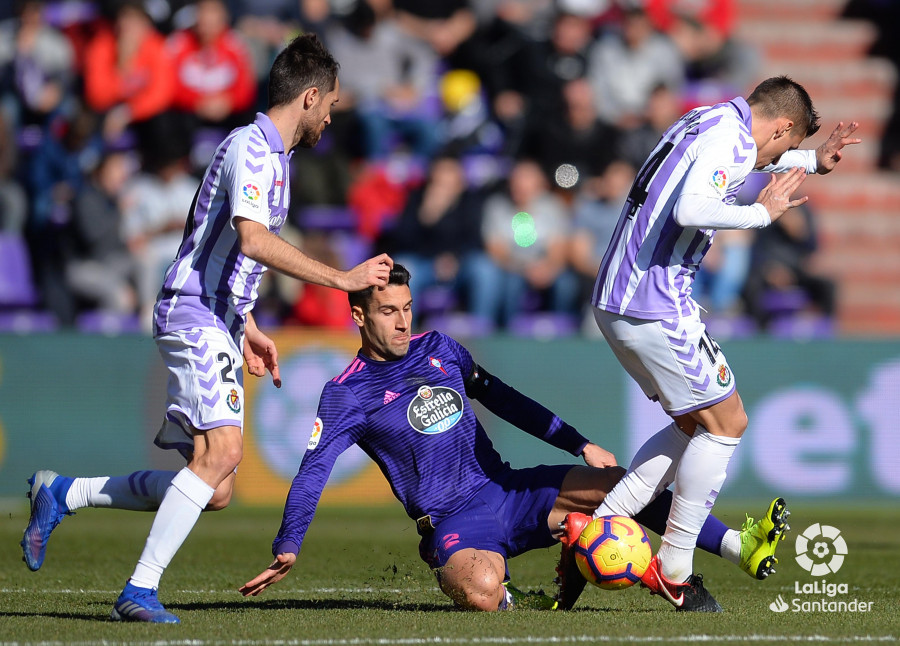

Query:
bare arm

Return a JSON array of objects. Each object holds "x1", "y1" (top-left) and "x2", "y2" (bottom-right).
[{"x1": 235, "y1": 218, "x2": 392, "y2": 291}]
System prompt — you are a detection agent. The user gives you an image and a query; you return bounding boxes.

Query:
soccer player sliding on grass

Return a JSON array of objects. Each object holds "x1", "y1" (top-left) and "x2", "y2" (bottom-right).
[{"x1": 241, "y1": 265, "x2": 787, "y2": 611}]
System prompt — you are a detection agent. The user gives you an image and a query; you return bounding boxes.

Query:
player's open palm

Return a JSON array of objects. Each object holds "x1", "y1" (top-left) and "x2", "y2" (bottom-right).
[
  {"x1": 342, "y1": 253, "x2": 394, "y2": 292},
  {"x1": 240, "y1": 552, "x2": 297, "y2": 597},
  {"x1": 816, "y1": 121, "x2": 861, "y2": 174},
  {"x1": 756, "y1": 167, "x2": 809, "y2": 223}
]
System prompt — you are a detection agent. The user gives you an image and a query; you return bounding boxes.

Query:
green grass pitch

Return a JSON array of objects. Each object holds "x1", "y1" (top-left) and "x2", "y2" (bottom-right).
[{"x1": 2, "y1": 500, "x2": 898, "y2": 644}]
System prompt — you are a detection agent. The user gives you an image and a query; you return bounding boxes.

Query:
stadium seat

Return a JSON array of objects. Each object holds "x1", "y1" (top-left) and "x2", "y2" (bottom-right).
[
  {"x1": 417, "y1": 285, "x2": 458, "y2": 319},
  {"x1": 0, "y1": 233, "x2": 39, "y2": 308},
  {"x1": 422, "y1": 313, "x2": 495, "y2": 338},
  {"x1": 769, "y1": 315, "x2": 835, "y2": 340},
  {"x1": 704, "y1": 314, "x2": 758, "y2": 340},
  {"x1": 76, "y1": 311, "x2": 143, "y2": 336},
  {"x1": 508, "y1": 313, "x2": 579, "y2": 340},
  {"x1": 0, "y1": 311, "x2": 58, "y2": 333},
  {"x1": 295, "y1": 205, "x2": 358, "y2": 231},
  {"x1": 759, "y1": 288, "x2": 809, "y2": 319}
]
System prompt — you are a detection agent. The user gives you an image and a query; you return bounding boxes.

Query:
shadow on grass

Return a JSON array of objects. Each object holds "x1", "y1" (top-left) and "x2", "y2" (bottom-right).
[
  {"x1": 171, "y1": 598, "x2": 454, "y2": 613},
  {"x1": 0, "y1": 610, "x2": 108, "y2": 622}
]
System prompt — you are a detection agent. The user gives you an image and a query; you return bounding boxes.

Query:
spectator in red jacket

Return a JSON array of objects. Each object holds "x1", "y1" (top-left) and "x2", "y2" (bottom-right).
[
  {"x1": 82, "y1": 0, "x2": 175, "y2": 144},
  {"x1": 169, "y1": 0, "x2": 256, "y2": 130}
]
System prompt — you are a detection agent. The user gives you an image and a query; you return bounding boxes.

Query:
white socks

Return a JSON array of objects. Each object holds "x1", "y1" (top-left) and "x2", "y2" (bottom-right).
[
  {"x1": 594, "y1": 423, "x2": 690, "y2": 519},
  {"x1": 720, "y1": 529, "x2": 742, "y2": 565},
  {"x1": 65, "y1": 471, "x2": 177, "y2": 511},
  {"x1": 130, "y1": 467, "x2": 214, "y2": 590},
  {"x1": 660, "y1": 427, "x2": 740, "y2": 582}
]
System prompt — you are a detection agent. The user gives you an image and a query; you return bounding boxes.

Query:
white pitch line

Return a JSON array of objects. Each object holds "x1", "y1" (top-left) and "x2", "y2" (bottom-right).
[
  {"x1": 0, "y1": 587, "x2": 424, "y2": 595},
  {"x1": 0, "y1": 634, "x2": 897, "y2": 646},
  {"x1": 0, "y1": 635, "x2": 897, "y2": 646}
]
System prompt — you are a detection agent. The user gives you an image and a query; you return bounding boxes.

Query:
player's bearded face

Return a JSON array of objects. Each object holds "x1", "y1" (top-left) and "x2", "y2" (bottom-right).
[
  {"x1": 359, "y1": 285, "x2": 413, "y2": 361},
  {"x1": 296, "y1": 81, "x2": 339, "y2": 149}
]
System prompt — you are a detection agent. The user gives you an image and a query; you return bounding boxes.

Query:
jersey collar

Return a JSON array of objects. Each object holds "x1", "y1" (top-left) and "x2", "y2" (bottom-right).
[
  {"x1": 253, "y1": 112, "x2": 286, "y2": 154},
  {"x1": 729, "y1": 96, "x2": 752, "y2": 129}
]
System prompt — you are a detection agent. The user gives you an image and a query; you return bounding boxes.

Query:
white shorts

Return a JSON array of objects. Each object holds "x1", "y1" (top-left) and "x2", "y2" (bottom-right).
[
  {"x1": 593, "y1": 307, "x2": 736, "y2": 415},
  {"x1": 154, "y1": 327, "x2": 245, "y2": 458}
]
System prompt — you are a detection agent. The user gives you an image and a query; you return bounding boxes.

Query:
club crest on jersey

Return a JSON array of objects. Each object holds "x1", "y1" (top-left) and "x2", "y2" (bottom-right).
[
  {"x1": 716, "y1": 364, "x2": 732, "y2": 387},
  {"x1": 308, "y1": 417, "x2": 323, "y2": 450},
  {"x1": 407, "y1": 385, "x2": 463, "y2": 435},
  {"x1": 428, "y1": 356, "x2": 448, "y2": 375},
  {"x1": 710, "y1": 168, "x2": 728, "y2": 194},
  {"x1": 227, "y1": 388, "x2": 241, "y2": 413}
]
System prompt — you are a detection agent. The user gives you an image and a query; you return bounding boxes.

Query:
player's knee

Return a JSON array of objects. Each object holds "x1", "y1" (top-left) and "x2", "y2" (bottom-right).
[
  {"x1": 450, "y1": 582, "x2": 504, "y2": 612},
  {"x1": 440, "y1": 557, "x2": 505, "y2": 611},
  {"x1": 215, "y1": 443, "x2": 243, "y2": 473}
]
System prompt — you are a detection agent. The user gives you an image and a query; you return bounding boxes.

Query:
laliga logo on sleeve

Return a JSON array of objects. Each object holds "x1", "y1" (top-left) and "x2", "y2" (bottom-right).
[
  {"x1": 709, "y1": 167, "x2": 728, "y2": 195},
  {"x1": 242, "y1": 182, "x2": 261, "y2": 200},
  {"x1": 795, "y1": 523, "x2": 847, "y2": 576}
]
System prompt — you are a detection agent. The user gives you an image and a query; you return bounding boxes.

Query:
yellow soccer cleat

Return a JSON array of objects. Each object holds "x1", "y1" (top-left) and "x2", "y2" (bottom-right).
[
  {"x1": 739, "y1": 497, "x2": 791, "y2": 580},
  {"x1": 503, "y1": 581, "x2": 559, "y2": 610}
]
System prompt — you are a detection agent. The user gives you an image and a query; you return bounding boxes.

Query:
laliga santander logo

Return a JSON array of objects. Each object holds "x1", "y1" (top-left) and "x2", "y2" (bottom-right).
[
  {"x1": 795, "y1": 523, "x2": 847, "y2": 576},
  {"x1": 768, "y1": 522, "x2": 871, "y2": 614}
]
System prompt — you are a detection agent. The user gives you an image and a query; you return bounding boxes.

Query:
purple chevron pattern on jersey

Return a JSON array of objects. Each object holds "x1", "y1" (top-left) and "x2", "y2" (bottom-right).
[
  {"x1": 153, "y1": 113, "x2": 292, "y2": 340},
  {"x1": 272, "y1": 331, "x2": 512, "y2": 557},
  {"x1": 592, "y1": 98, "x2": 757, "y2": 320}
]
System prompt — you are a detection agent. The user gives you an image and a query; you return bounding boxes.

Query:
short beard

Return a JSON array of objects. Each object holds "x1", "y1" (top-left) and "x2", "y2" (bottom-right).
[{"x1": 294, "y1": 121, "x2": 322, "y2": 149}]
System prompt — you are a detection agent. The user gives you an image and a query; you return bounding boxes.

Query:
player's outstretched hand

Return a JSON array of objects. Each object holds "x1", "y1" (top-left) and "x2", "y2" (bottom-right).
[
  {"x1": 239, "y1": 552, "x2": 297, "y2": 597},
  {"x1": 816, "y1": 121, "x2": 861, "y2": 174},
  {"x1": 341, "y1": 253, "x2": 394, "y2": 292},
  {"x1": 582, "y1": 442, "x2": 617, "y2": 468},
  {"x1": 244, "y1": 320, "x2": 281, "y2": 388},
  {"x1": 756, "y1": 167, "x2": 809, "y2": 223}
]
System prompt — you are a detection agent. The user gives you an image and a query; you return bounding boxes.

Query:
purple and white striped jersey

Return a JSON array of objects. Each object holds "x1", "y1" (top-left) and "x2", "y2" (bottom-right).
[
  {"x1": 592, "y1": 97, "x2": 816, "y2": 320},
  {"x1": 153, "y1": 113, "x2": 291, "y2": 340}
]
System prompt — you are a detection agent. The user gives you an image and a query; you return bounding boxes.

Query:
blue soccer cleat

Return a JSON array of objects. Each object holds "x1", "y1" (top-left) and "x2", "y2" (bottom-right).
[
  {"x1": 21, "y1": 470, "x2": 74, "y2": 571},
  {"x1": 111, "y1": 581, "x2": 181, "y2": 623}
]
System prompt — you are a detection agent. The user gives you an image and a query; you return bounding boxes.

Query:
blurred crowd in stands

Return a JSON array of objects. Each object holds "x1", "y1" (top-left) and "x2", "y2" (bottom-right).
[{"x1": 0, "y1": 0, "x2": 847, "y2": 337}]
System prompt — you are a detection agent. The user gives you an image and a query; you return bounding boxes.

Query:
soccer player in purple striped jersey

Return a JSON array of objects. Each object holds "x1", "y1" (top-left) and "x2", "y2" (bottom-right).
[
  {"x1": 589, "y1": 77, "x2": 860, "y2": 610},
  {"x1": 239, "y1": 265, "x2": 789, "y2": 611},
  {"x1": 20, "y1": 34, "x2": 392, "y2": 624}
]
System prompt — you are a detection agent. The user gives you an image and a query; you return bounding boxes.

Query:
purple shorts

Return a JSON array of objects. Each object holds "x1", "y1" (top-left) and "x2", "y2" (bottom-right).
[{"x1": 418, "y1": 464, "x2": 572, "y2": 572}]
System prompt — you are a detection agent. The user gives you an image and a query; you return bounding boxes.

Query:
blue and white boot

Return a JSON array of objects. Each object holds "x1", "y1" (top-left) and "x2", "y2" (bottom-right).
[
  {"x1": 111, "y1": 581, "x2": 181, "y2": 623},
  {"x1": 21, "y1": 470, "x2": 74, "y2": 571}
]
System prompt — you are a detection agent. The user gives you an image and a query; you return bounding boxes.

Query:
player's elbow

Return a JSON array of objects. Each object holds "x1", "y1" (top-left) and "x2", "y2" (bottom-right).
[{"x1": 235, "y1": 218, "x2": 268, "y2": 261}]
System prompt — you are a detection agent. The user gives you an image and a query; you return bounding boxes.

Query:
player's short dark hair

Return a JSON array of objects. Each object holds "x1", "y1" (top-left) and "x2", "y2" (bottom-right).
[
  {"x1": 748, "y1": 76, "x2": 821, "y2": 138},
  {"x1": 267, "y1": 33, "x2": 339, "y2": 110},
  {"x1": 348, "y1": 264, "x2": 411, "y2": 311}
]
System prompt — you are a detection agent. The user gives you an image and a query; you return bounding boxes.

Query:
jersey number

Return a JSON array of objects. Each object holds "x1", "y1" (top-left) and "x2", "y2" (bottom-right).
[
  {"x1": 217, "y1": 352, "x2": 236, "y2": 384},
  {"x1": 626, "y1": 141, "x2": 675, "y2": 219},
  {"x1": 698, "y1": 332, "x2": 721, "y2": 365}
]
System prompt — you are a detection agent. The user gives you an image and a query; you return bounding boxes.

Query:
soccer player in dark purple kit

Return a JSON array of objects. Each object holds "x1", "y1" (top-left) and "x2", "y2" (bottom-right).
[
  {"x1": 241, "y1": 265, "x2": 788, "y2": 611},
  {"x1": 20, "y1": 34, "x2": 392, "y2": 623}
]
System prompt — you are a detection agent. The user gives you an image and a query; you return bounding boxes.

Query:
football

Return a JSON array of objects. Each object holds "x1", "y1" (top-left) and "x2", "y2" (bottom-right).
[{"x1": 574, "y1": 515, "x2": 652, "y2": 590}]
